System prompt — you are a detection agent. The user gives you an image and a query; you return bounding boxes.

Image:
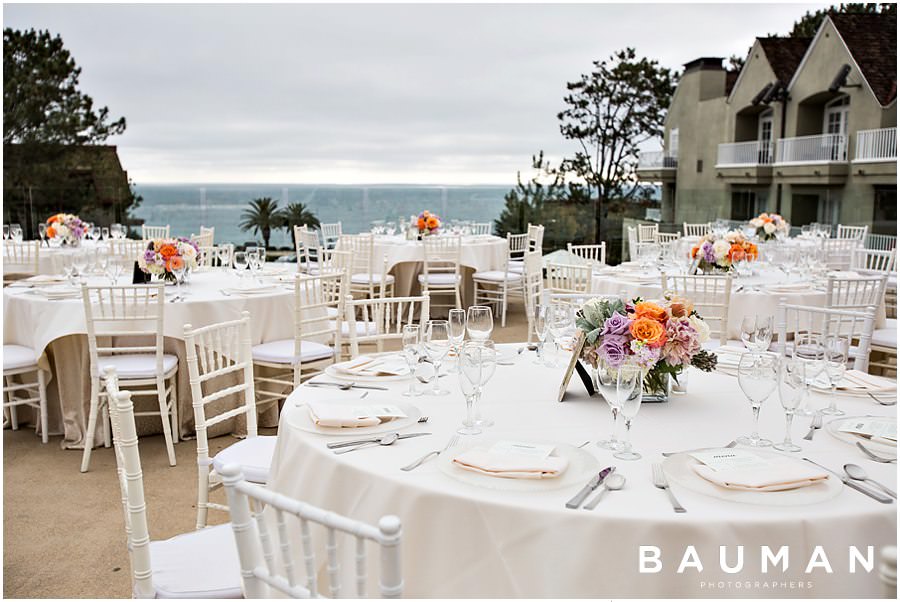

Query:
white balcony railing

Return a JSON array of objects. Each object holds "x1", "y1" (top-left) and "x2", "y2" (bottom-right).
[
  {"x1": 716, "y1": 140, "x2": 774, "y2": 167},
  {"x1": 637, "y1": 151, "x2": 677, "y2": 169},
  {"x1": 854, "y1": 127, "x2": 897, "y2": 162},
  {"x1": 775, "y1": 133, "x2": 847, "y2": 164}
]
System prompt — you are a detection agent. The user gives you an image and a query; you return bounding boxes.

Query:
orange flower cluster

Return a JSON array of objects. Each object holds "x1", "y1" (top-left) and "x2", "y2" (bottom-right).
[
  {"x1": 416, "y1": 210, "x2": 441, "y2": 233},
  {"x1": 729, "y1": 241, "x2": 758, "y2": 261},
  {"x1": 46, "y1": 213, "x2": 64, "y2": 225},
  {"x1": 629, "y1": 301, "x2": 668, "y2": 348}
]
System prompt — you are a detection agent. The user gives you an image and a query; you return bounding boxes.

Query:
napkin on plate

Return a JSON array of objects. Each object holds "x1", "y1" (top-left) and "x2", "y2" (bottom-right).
[
  {"x1": 842, "y1": 370, "x2": 897, "y2": 395},
  {"x1": 305, "y1": 402, "x2": 405, "y2": 428},
  {"x1": 451, "y1": 448, "x2": 569, "y2": 479},
  {"x1": 221, "y1": 285, "x2": 279, "y2": 295},
  {"x1": 332, "y1": 355, "x2": 409, "y2": 377},
  {"x1": 24, "y1": 274, "x2": 67, "y2": 283},
  {"x1": 691, "y1": 456, "x2": 828, "y2": 492}
]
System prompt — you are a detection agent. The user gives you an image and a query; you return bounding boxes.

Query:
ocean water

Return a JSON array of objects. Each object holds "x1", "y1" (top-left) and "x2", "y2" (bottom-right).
[{"x1": 132, "y1": 184, "x2": 511, "y2": 247}]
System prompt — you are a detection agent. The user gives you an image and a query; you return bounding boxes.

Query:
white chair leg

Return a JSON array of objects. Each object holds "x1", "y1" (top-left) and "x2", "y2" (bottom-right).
[
  {"x1": 102, "y1": 399, "x2": 111, "y2": 448},
  {"x1": 157, "y1": 376, "x2": 177, "y2": 467},
  {"x1": 6, "y1": 376, "x2": 19, "y2": 431},
  {"x1": 81, "y1": 378, "x2": 101, "y2": 472},
  {"x1": 501, "y1": 283, "x2": 508, "y2": 328},
  {"x1": 196, "y1": 467, "x2": 210, "y2": 530},
  {"x1": 170, "y1": 378, "x2": 179, "y2": 444},
  {"x1": 37, "y1": 369, "x2": 48, "y2": 444}
]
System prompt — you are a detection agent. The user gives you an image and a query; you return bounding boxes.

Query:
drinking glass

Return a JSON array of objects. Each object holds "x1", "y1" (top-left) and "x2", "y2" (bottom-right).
[
  {"x1": 820, "y1": 335, "x2": 849, "y2": 416},
  {"x1": 246, "y1": 249, "x2": 261, "y2": 283},
  {"x1": 217, "y1": 246, "x2": 232, "y2": 269},
  {"x1": 638, "y1": 243, "x2": 659, "y2": 273},
  {"x1": 401, "y1": 324, "x2": 422, "y2": 398},
  {"x1": 10, "y1": 224, "x2": 23, "y2": 242},
  {"x1": 38, "y1": 223, "x2": 48, "y2": 245},
  {"x1": 736, "y1": 353, "x2": 777, "y2": 447},
  {"x1": 233, "y1": 251, "x2": 248, "y2": 279},
  {"x1": 546, "y1": 303, "x2": 573, "y2": 367},
  {"x1": 107, "y1": 256, "x2": 125, "y2": 285},
  {"x1": 774, "y1": 358, "x2": 805, "y2": 452},
  {"x1": 48, "y1": 234, "x2": 63, "y2": 250},
  {"x1": 613, "y1": 361, "x2": 643, "y2": 461},
  {"x1": 468, "y1": 340, "x2": 497, "y2": 428},
  {"x1": 72, "y1": 249, "x2": 88, "y2": 282},
  {"x1": 458, "y1": 342, "x2": 497, "y2": 435},
  {"x1": 172, "y1": 263, "x2": 187, "y2": 291},
  {"x1": 424, "y1": 320, "x2": 451, "y2": 396},
  {"x1": 62, "y1": 253, "x2": 76, "y2": 284},
  {"x1": 101, "y1": 227, "x2": 110, "y2": 241},
  {"x1": 731, "y1": 248, "x2": 747, "y2": 276},
  {"x1": 448, "y1": 309, "x2": 466, "y2": 371},
  {"x1": 595, "y1": 362, "x2": 622, "y2": 450},
  {"x1": 2, "y1": 225, "x2": 8, "y2": 240},
  {"x1": 466, "y1": 306, "x2": 493, "y2": 342},
  {"x1": 533, "y1": 304, "x2": 550, "y2": 365},
  {"x1": 793, "y1": 334, "x2": 825, "y2": 416},
  {"x1": 740, "y1": 315, "x2": 774, "y2": 353}
]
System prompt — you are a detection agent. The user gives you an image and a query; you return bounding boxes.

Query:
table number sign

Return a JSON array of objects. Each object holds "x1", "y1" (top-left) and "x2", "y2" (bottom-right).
[{"x1": 557, "y1": 331, "x2": 596, "y2": 402}]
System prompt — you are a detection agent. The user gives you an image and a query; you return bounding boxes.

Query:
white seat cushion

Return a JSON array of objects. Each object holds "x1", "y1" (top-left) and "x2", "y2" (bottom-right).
[
  {"x1": 351, "y1": 273, "x2": 396, "y2": 285},
  {"x1": 251, "y1": 339, "x2": 334, "y2": 365},
  {"x1": 212, "y1": 435, "x2": 277, "y2": 484},
  {"x1": 326, "y1": 306, "x2": 340, "y2": 319},
  {"x1": 472, "y1": 270, "x2": 523, "y2": 283},
  {"x1": 872, "y1": 319, "x2": 897, "y2": 349},
  {"x1": 3, "y1": 344, "x2": 39, "y2": 371},
  {"x1": 508, "y1": 260, "x2": 525, "y2": 273},
  {"x1": 328, "y1": 320, "x2": 378, "y2": 337},
  {"x1": 417, "y1": 273, "x2": 461, "y2": 285},
  {"x1": 97, "y1": 354, "x2": 178, "y2": 379},
  {"x1": 150, "y1": 523, "x2": 243, "y2": 599}
]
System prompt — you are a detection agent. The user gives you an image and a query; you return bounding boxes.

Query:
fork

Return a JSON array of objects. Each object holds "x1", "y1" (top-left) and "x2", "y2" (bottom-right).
[
  {"x1": 400, "y1": 434, "x2": 459, "y2": 471},
  {"x1": 867, "y1": 392, "x2": 897, "y2": 406},
  {"x1": 857, "y1": 441, "x2": 897, "y2": 463},
  {"x1": 802, "y1": 413, "x2": 823, "y2": 441},
  {"x1": 652, "y1": 463, "x2": 686, "y2": 513}
]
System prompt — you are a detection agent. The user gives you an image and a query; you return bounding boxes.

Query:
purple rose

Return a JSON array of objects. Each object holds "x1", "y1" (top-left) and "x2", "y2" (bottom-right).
[
  {"x1": 599, "y1": 334, "x2": 629, "y2": 368},
  {"x1": 702, "y1": 241, "x2": 716, "y2": 264},
  {"x1": 143, "y1": 249, "x2": 157, "y2": 263},
  {"x1": 600, "y1": 312, "x2": 631, "y2": 337}
]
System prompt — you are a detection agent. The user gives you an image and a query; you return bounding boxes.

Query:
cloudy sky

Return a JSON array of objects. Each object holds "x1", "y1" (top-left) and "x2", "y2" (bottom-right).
[{"x1": 4, "y1": 2, "x2": 830, "y2": 185}]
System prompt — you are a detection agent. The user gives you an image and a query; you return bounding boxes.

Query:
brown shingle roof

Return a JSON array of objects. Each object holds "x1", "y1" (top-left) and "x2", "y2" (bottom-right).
[
  {"x1": 758, "y1": 37, "x2": 812, "y2": 84},
  {"x1": 725, "y1": 70, "x2": 739, "y2": 95},
  {"x1": 830, "y1": 12, "x2": 897, "y2": 105}
]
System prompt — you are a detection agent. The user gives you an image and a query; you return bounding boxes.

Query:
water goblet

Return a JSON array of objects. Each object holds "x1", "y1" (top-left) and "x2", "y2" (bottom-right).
[
  {"x1": 217, "y1": 245, "x2": 232, "y2": 269},
  {"x1": 38, "y1": 223, "x2": 48, "y2": 246},
  {"x1": 546, "y1": 303, "x2": 573, "y2": 368},
  {"x1": 595, "y1": 362, "x2": 622, "y2": 451},
  {"x1": 740, "y1": 315, "x2": 774, "y2": 353},
  {"x1": 820, "y1": 335, "x2": 849, "y2": 416},
  {"x1": 467, "y1": 339, "x2": 497, "y2": 428},
  {"x1": 401, "y1": 324, "x2": 422, "y2": 397},
  {"x1": 736, "y1": 352, "x2": 777, "y2": 447},
  {"x1": 466, "y1": 306, "x2": 493, "y2": 342},
  {"x1": 10, "y1": 224, "x2": 23, "y2": 242},
  {"x1": 101, "y1": 227, "x2": 110, "y2": 241},
  {"x1": 424, "y1": 320, "x2": 451, "y2": 396},
  {"x1": 613, "y1": 361, "x2": 643, "y2": 461},
  {"x1": 792, "y1": 334, "x2": 825, "y2": 416},
  {"x1": 448, "y1": 309, "x2": 466, "y2": 371},
  {"x1": 107, "y1": 256, "x2": 125, "y2": 285},
  {"x1": 72, "y1": 249, "x2": 89, "y2": 283},
  {"x1": 458, "y1": 342, "x2": 497, "y2": 435},
  {"x1": 233, "y1": 251, "x2": 248, "y2": 280},
  {"x1": 773, "y1": 358, "x2": 805, "y2": 452}
]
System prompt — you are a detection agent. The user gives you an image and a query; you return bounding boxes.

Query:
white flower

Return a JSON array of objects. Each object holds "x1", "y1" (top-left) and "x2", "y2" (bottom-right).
[
  {"x1": 763, "y1": 222, "x2": 776, "y2": 234},
  {"x1": 724, "y1": 230, "x2": 741, "y2": 243},
  {"x1": 689, "y1": 315, "x2": 710, "y2": 344},
  {"x1": 712, "y1": 240, "x2": 731, "y2": 260},
  {"x1": 56, "y1": 224, "x2": 69, "y2": 238},
  {"x1": 749, "y1": 218, "x2": 763, "y2": 228}
]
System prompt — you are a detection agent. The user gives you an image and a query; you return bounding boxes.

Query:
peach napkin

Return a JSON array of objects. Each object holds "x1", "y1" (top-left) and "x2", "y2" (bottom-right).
[
  {"x1": 452, "y1": 448, "x2": 569, "y2": 479},
  {"x1": 306, "y1": 402, "x2": 385, "y2": 428},
  {"x1": 691, "y1": 457, "x2": 828, "y2": 492}
]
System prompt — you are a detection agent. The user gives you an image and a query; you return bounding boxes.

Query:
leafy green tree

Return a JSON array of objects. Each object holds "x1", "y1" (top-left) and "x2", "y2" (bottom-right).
[
  {"x1": 240, "y1": 197, "x2": 282, "y2": 249},
  {"x1": 788, "y1": 3, "x2": 895, "y2": 37},
  {"x1": 557, "y1": 48, "x2": 676, "y2": 245},
  {"x1": 279, "y1": 202, "x2": 321, "y2": 246}
]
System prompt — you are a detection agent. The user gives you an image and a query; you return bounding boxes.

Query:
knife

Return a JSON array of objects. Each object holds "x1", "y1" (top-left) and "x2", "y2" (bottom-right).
[
  {"x1": 326, "y1": 432, "x2": 431, "y2": 449},
  {"x1": 306, "y1": 381, "x2": 390, "y2": 391},
  {"x1": 566, "y1": 466, "x2": 615, "y2": 509},
  {"x1": 803, "y1": 458, "x2": 893, "y2": 504}
]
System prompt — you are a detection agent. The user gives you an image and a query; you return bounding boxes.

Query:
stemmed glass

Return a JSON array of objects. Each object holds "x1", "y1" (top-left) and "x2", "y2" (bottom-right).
[
  {"x1": 72, "y1": 249, "x2": 89, "y2": 283},
  {"x1": 217, "y1": 246, "x2": 231, "y2": 269},
  {"x1": 401, "y1": 324, "x2": 422, "y2": 397},
  {"x1": 233, "y1": 251, "x2": 248, "y2": 280},
  {"x1": 774, "y1": 358, "x2": 805, "y2": 452},
  {"x1": 448, "y1": 309, "x2": 466, "y2": 372},
  {"x1": 246, "y1": 248, "x2": 261, "y2": 283},
  {"x1": 424, "y1": 320, "x2": 451, "y2": 396},
  {"x1": 533, "y1": 304, "x2": 549, "y2": 366},
  {"x1": 458, "y1": 342, "x2": 497, "y2": 435},
  {"x1": 38, "y1": 223, "x2": 48, "y2": 246},
  {"x1": 740, "y1": 315, "x2": 773, "y2": 353},
  {"x1": 547, "y1": 303, "x2": 574, "y2": 368},
  {"x1": 469, "y1": 339, "x2": 498, "y2": 428},
  {"x1": 466, "y1": 306, "x2": 493, "y2": 342},
  {"x1": 595, "y1": 362, "x2": 622, "y2": 450},
  {"x1": 613, "y1": 361, "x2": 643, "y2": 461},
  {"x1": 10, "y1": 224, "x2": 23, "y2": 242},
  {"x1": 3, "y1": 225, "x2": 8, "y2": 240},
  {"x1": 101, "y1": 227, "x2": 110, "y2": 241},
  {"x1": 736, "y1": 353, "x2": 777, "y2": 447},
  {"x1": 793, "y1": 334, "x2": 825, "y2": 417},
  {"x1": 820, "y1": 335, "x2": 849, "y2": 416},
  {"x1": 107, "y1": 256, "x2": 126, "y2": 285}
]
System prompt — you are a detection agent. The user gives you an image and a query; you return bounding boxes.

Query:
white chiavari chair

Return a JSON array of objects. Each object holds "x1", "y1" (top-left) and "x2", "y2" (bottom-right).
[
  {"x1": 567, "y1": 243, "x2": 606, "y2": 267},
  {"x1": 196, "y1": 245, "x2": 218, "y2": 268},
  {"x1": 141, "y1": 225, "x2": 170, "y2": 240},
  {"x1": 522, "y1": 252, "x2": 544, "y2": 344},
  {"x1": 80, "y1": 283, "x2": 178, "y2": 472},
  {"x1": 866, "y1": 233, "x2": 896, "y2": 252},
  {"x1": 627, "y1": 226, "x2": 638, "y2": 261},
  {"x1": 3, "y1": 344, "x2": 49, "y2": 443},
  {"x1": 220, "y1": 464, "x2": 404, "y2": 599},
  {"x1": 293, "y1": 224, "x2": 309, "y2": 271},
  {"x1": 339, "y1": 233, "x2": 395, "y2": 300},
  {"x1": 851, "y1": 248, "x2": 896, "y2": 274},
  {"x1": 825, "y1": 274, "x2": 887, "y2": 312},
  {"x1": 661, "y1": 274, "x2": 733, "y2": 348},
  {"x1": 3, "y1": 240, "x2": 40, "y2": 278},
  {"x1": 471, "y1": 222, "x2": 492, "y2": 236},
  {"x1": 418, "y1": 235, "x2": 462, "y2": 310},
  {"x1": 505, "y1": 232, "x2": 530, "y2": 274},
  {"x1": 104, "y1": 368, "x2": 243, "y2": 598},
  {"x1": 345, "y1": 294, "x2": 430, "y2": 358},
  {"x1": 658, "y1": 232, "x2": 681, "y2": 244},
  {"x1": 776, "y1": 300, "x2": 876, "y2": 372},
  {"x1": 299, "y1": 227, "x2": 325, "y2": 275},
  {"x1": 192, "y1": 226, "x2": 215, "y2": 248},
  {"x1": 321, "y1": 221, "x2": 343, "y2": 249},
  {"x1": 546, "y1": 261, "x2": 592, "y2": 295},
  {"x1": 108, "y1": 238, "x2": 149, "y2": 261},
  {"x1": 823, "y1": 238, "x2": 864, "y2": 270},
  {"x1": 836, "y1": 224, "x2": 869, "y2": 242},
  {"x1": 638, "y1": 223, "x2": 659, "y2": 243},
  {"x1": 527, "y1": 223, "x2": 544, "y2": 253},
  {"x1": 472, "y1": 238, "x2": 523, "y2": 328},
  {"x1": 184, "y1": 312, "x2": 277, "y2": 530},
  {"x1": 683, "y1": 222, "x2": 711, "y2": 237}
]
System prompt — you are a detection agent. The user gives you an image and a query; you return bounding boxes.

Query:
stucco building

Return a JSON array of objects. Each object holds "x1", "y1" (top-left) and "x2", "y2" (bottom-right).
[{"x1": 637, "y1": 12, "x2": 897, "y2": 234}]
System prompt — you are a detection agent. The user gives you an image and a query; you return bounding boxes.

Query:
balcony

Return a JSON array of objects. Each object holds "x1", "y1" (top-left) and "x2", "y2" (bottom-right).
[
  {"x1": 715, "y1": 140, "x2": 774, "y2": 183},
  {"x1": 852, "y1": 127, "x2": 897, "y2": 180},
  {"x1": 772, "y1": 133, "x2": 849, "y2": 184},
  {"x1": 635, "y1": 151, "x2": 677, "y2": 182}
]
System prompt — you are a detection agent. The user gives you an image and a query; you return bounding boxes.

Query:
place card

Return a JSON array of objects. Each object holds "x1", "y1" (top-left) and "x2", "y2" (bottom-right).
[
  {"x1": 689, "y1": 449, "x2": 772, "y2": 472},
  {"x1": 837, "y1": 418, "x2": 897, "y2": 442},
  {"x1": 352, "y1": 405, "x2": 407, "y2": 420},
  {"x1": 488, "y1": 440, "x2": 555, "y2": 460},
  {"x1": 558, "y1": 331, "x2": 589, "y2": 402}
]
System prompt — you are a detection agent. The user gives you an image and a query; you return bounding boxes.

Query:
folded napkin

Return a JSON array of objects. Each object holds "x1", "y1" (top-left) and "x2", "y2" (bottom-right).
[
  {"x1": 222, "y1": 285, "x2": 279, "y2": 295},
  {"x1": 24, "y1": 274, "x2": 67, "y2": 283},
  {"x1": 305, "y1": 401, "x2": 405, "y2": 428},
  {"x1": 34, "y1": 286, "x2": 83, "y2": 299},
  {"x1": 827, "y1": 270, "x2": 862, "y2": 279},
  {"x1": 765, "y1": 282, "x2": 810, "y2": 293},
  {"x1": 691, "y1": 457, "x2": 828, "y2": 492},
  {"x1": 842, "y1": 370, "x2": 897, "y2": 394},
  {"x1": 332, "y1": 355, "x2": 409, "y2": 377},
  {"x1": 452, "y1": 448, "x2": 569, "y2": 480}
]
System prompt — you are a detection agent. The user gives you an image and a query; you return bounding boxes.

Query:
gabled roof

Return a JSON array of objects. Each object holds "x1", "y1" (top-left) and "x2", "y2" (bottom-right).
[
  {"x1": 757, "y1": 36, "x2": 812, "y2": 84},
  {"x1": 724, "y1": 70, "x2": 739, "y2": 95},
  {"x1": 830, "y1": 12, "x2": 897, "y2": 105}
]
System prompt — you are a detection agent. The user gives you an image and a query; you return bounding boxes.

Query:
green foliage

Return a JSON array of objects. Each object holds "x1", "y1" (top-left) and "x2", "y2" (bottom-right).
[
  {"x1": 279, "y1": 202, "x2": 321, "y2": 246},
  {"x1": 788, "y1": 3, "x2": 895, "y2": 37},
  {"x1": 240, "y1": 197, "x2": 282, "y2": 249}
]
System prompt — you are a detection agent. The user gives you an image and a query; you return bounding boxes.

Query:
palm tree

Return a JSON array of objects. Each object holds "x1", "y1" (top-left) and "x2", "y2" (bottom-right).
[
  {"x1": 239, "y1": 197, "x2": 281, "y2": 249},
  {"x1": 279, "y1": 202, "x2": 321, "y2": 246}
]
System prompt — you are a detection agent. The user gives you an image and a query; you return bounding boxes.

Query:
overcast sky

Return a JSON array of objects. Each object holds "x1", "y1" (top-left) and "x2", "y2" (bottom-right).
[{"x1": 4, "y1": 2, "x2": 831, "y2": 185}]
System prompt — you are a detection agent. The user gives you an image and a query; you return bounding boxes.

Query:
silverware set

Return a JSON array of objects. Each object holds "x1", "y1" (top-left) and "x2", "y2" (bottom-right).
[
  {"x1": 306, "y1": 380, "x2": 389, "y2": 391},
  {"x1": 566, "y1": 466, "x2": 615, "y2": 509},
  {"x1": 652, "y1": 463, "x2": 686, "y2": 513},
  {"x1": 401, "y1": 434, "x2": 459, "y2": 471},
  {"x1": 329, "y1": 432, "x2": 432, "y2": 454},
  {"x1": 856, "y1": 441, "x2": 897, "y2": 463},
  {"x1": 803, "y1": 458, "x2": 894, "y2": 503}
]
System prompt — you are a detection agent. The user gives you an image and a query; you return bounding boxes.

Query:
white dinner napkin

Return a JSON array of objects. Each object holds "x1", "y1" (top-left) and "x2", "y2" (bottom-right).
[
  {"x1": 691, "y1": 456, "x2": 828, "y2": 492},
  {"x1": 305, "y1": 402, "x2": 406, "y2": 428},
  {"x1": 221, "y1": 285, "x2": 280, "y2": 295},
  {"x1": 332, "y1": 355, "x2": 409, "y2": 377},
  {"x1": 764, "y1": 282, "x2": 810, "y2": 293},
  {"x1": 24, "y1": 274, "x2": 67, "y2": 283},
  {"x1": 32, "y1": 286, "x2": 84, "y2": 300},
  {"x1": 451, "y1": 448, "x2": 569, "y2": 479}
]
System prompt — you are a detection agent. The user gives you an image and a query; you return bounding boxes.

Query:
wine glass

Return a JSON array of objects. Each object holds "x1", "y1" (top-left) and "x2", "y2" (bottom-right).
[
  {"x1": 72, "y1": 249, "x2": 89, "y2": 282},
  {"x1": 533, "y1": 304, "x2": 550, "y2": 366},
  {"x1": 736, "y1": 353, "x2": 777, "y2": 447},
  {"x1": 468, "y1": 339, "x2": 498, "y2": 428},
  {"x1": 613, "y1": 361, "x2": 643, "y2": 461},
  {"x1": 38, "y1": 223, "x2": 48, "y2": 246},
  {"x1": 546, "y1": 303, "x2": 573, "y2": 368},
  {"x1": 107, "y1": 255, "x2": 125, "y2": 285},
  {"x1": 740, "y1": 315, "x2": 774, "y2": 353},
  {"x1": 424, "y1": 320, "x2": 451, "y2": 396},
  {"x1": 458, "y1": 342, "x2": 497, "y2": 435},
  {"x1": 10, "y1": 224, "x2": 23, "y2": 242},
  {"x1": 233, "y1": 251, "x2": 248, "y2": 280},
  {"x1": 101, "y1": 226, "x2": 110, "y2": 241},
  {"x1": 820, "y1": 335, "x2": 849, "y2": 416},
  {"x1": 774, "y1": 357, "x2": 805, "y2": 452},
  {"x1": 2, "y1": 225, "x2": 8, "y2": 240},
  {"x1": 90, "y1": 223, "x2": 101, "y2": 242},
  {"x1": 793, "y1": 334, "x2": 825, "y2": 416},
  {"x1": 466, "y1": 306, "x2": 493, "y2": 342},
  {"x1": 217, "y1": 246, "x2": 232, "y2": 269},
  {"x1": 246, "y1": 249, "x2": 261, "y2": 283},
  {"x1": 448, "y1": 309, "x2": 466, "y2": 371},
  {"x1": 401, "y1": 324, "x2": 422, "y2": 398},
  {"x1": 595, "y1": 361, "x2": 622, "y2": 451}
]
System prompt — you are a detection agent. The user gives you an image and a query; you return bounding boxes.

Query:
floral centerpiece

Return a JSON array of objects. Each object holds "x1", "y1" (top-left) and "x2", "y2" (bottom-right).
[
  {"x1": 46, "y1": 213, "x2": 86, "y2": 246},
  {"x1": 690, "y1": 230, "x2": 758, "y2": 273},
  {"x1": 576, "y1": 295, "x2": 717, "y2": 399},
  {"x1": 749, "y1": 212, "x2": 789, "y2": 241},
  {"x1": 137, "y1": 238, "x2": 199, "y2": 283},
  {"x1": 416, "y1": 210, "x2": 441, "y2": 236}
]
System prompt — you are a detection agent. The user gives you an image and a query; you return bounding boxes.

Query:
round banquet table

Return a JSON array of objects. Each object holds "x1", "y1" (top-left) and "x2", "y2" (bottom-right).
[
  {"x1": 268, "y1": 344, "x2": 897, "y2": 598},
  {"x1": 26, "y1": 238, "x2": 107, "y2": 276},
  {"x1": 2, "y1": 267, "x2": 305, "y2": 448},
  {"x1": 592, "y1": 262, "x2": 888, "y2": 340}
]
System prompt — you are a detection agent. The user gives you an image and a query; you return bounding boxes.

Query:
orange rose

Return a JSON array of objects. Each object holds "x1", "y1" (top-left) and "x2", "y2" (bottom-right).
[
  {"x1": 668, "y1": 296, "x2": 694, "y2": 318},
  {"x1": 46, "y1": 225, "x2": 57, "y2": 238},
  {"x1": 47, "y1": 214, "x2": 62, "y2": 224},
  {"x1": 158, "y1": 244, "x2": 178, "y2": 259},
  {"x1": 630, "y1": 317, "x2": 668, "y2": 348},
  {"x1": 691, "y1": 245, "x2": 699, "y2": 258},
  {"x1": 746, "y1": 243, "x2": 758, "y2": 260},
  {"x1": 426, "y1": 216, "x2": 439, "y2": 229},
  {"x1": 633, "y1": 301, "x2": 668, "y2": 323},
  {"x1": 417, "y1": 217, "x2": 426, "y2": 230},
  {"x1": 727, "y1": 243, "x2": 745, "y2": 261},
  {"x1": 166, "y1": 255, "x2": 184, "y2": 271}
]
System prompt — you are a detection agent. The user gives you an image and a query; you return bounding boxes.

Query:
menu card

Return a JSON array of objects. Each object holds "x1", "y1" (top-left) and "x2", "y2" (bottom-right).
[
  {"x1": 489, "y1": 440, "x2": 556, "y2": 459},
  {"x1": 837, "y1": 418, "x2": 897, "y2": 443},
  {"x1": 689, "y1": 449, "x2": 773, "y2": 472}
]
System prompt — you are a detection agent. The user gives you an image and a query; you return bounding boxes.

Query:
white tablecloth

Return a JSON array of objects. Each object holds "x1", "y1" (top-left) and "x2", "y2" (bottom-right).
[{"x1": 268, "y1": 344, "x2": 897, "y2": 597}]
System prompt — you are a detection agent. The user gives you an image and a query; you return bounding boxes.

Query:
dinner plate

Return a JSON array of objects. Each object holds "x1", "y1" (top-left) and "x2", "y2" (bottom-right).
[
  {"x1": 436, "y1": 439, "x2": 601, "y2": 492},
  {"x1": 662, "y1": 448, "x2": 842, "y2": 506},
  {"x1": 28, "y1": 287, "x2": 82, "y2": 300},
  {"x1": 325, "y1": 355, "x2": 412, "y2": 382},
  {"x1": 825, "y1": 415, "x2": 897, "y2": 455},
  {"x1": 286, "y1": 397, "x2": 422, "y2": 437}
]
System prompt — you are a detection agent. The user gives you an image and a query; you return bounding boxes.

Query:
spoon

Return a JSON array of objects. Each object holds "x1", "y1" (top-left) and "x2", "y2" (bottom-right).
[
  {"x1": 584, "y1": 473, "x2": 626, "y2": 510},
  {"x1": 334, "y1": 433, "x2": 399, "y2": 454},
  {"x1": 843, "y1": 463, "x2": 897, "y2": 498}
]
